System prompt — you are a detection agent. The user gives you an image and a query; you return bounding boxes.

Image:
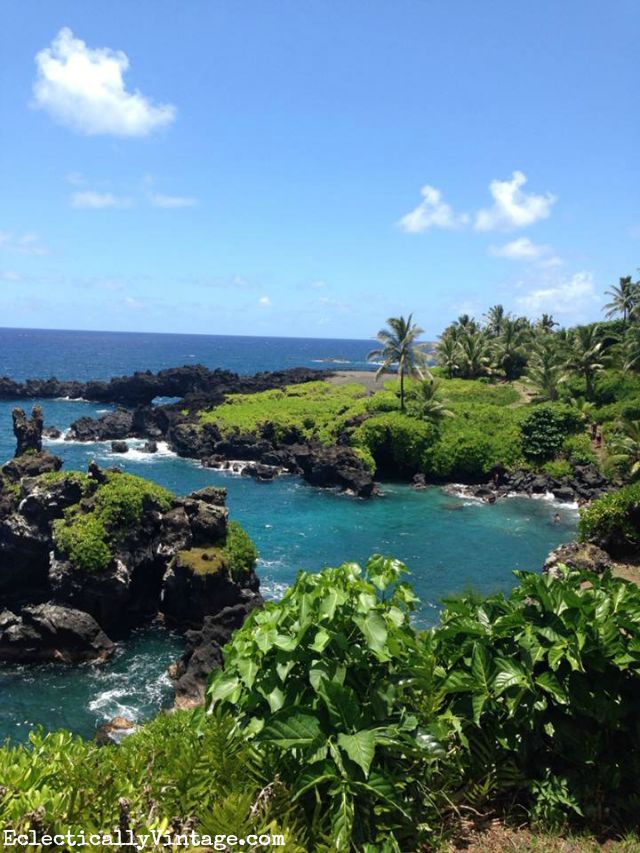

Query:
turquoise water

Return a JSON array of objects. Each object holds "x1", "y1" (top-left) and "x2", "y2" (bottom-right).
[
  {"x1": 0, "y1": 398, "x2": 577, "y2": 742},
  {"x1": 0, "y1": 328, "x2": 577, "y2": 742}
]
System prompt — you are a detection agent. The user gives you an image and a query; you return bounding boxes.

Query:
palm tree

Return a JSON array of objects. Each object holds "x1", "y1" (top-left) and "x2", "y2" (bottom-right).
[
  {"x1": 458, "y1": 330, "x2": 491, "y2": 379},
  {"x1": 618, "y1": 326, "x2": 640, "y2": 373},
  {"x1": 485, "y1": 304, "x2": 507, "y2": 338},
  {"x1": 407, "y1": 377, "x2": 454, "y2": 424},
  {"x1": 537, "y1": 313, "x2": 558, "y2": 334},
  {"x1": 367, "y1": 314, "x2": 429, "y2": 411},
  {"x1": 435, "y1": 333, "x2": 460, "y2": 378},
  {"x1": 454, "y1": 314, "x2": 480, "y2": 334},
  {"x1": 566, "y1": 325, "x2": 605, "y2": 401},
  {"x1": 526, "y1": 336, "x2": 568, "y2": 401},
  {"x1": 603, "y1": 276, "x2": 637, "y2": 327},
  {"x1": 492, "y1": 318, "x2": 529, "y2": 380},
  {"x1": 608, "y1": 420, "x2": 640, "y2": 480}
]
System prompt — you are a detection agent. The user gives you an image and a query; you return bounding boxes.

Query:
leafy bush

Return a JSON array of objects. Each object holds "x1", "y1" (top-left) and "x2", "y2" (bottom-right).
[
  {"x1": 5, "y1": 557, "x2": 640, "y2": 846},
  {"x1": 0, "y1": 710, "x2": 308, "y2": 849},
  {"x1": 543, "y1": 459, "x2": 573, "y2": 479},
  {"x1": 521, "y1": 405, "x2": 583, "y2": 463},
  {"x1": 208, "y1": 556, "x2": 446, "y2": 850},
  {"x1": 53, "y1": 472, "x2": 173, "y2": 571},
  {"x1": 579, "y1": 482, "x2": 640, "y2": 555},
  {"x1": 424, "y1": 404, "x2": 523, "y2": 479},
  {"x1": 224, "y1": 520, "x2": 258, "y2": 580},
  {"x1": 53, "y1": 511, "x2": 112, "y2": 572},
  {"x1": 562, "y1": 433, "x2": 597, "y2": 465},
  {"x1": 592, "y1": 370, "x2": 640, "y2": 406},
  {"x1": 353, "y1": 412, "x2": 436, "y2": 475},
  {"x1": 435, "y1": 567, "x2": 640, "y2": 826}
]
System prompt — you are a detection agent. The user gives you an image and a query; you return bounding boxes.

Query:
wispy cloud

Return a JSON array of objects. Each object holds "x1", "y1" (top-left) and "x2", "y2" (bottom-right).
[
  {"x1": 516, "y1": 271, "x2": 598, "y2": 317},
  {"x1": 33, "y1": 28, "x2": 176, "y2": 137},
  {"x1": 475, "y1": 171, "x2": 556, "y2": 232},
  {"x1": 259, "y1": 295, "x2": 272, "y2": 307},
  {"x1": 0, "y1": 270, "x2": 23, "y2": 282},
  {"x1": 489, "y1": 237, "x2": 561, "y2": 268},
  {"x1": 149, "y1": 193, "x2": 197, "y2": 209},
  {"x1": 398, "y1": 185, "x2": 469, "y2": 233},
  {"x1": 71, "y1": 191, "x2": 132, "y2": 209},
  {"x1": 0, "y1": 231, "x2": 49, "y2": 256}
]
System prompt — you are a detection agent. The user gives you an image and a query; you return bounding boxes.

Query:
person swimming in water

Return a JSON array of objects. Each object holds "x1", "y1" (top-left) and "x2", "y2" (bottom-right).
[{"x1": 553, "y1": 512, "x2": 561, "y2": 524}]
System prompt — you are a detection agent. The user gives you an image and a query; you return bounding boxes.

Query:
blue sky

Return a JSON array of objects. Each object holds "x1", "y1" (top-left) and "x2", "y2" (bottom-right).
[{"x1": 1, "y1": 1, "x2": 638, "y2": 339}]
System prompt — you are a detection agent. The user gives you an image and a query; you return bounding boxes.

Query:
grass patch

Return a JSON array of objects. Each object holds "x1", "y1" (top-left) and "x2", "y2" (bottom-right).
[
  {"x1": 199, "y1": 380, "x2": 369, "y2": 444},
  {"x1": 177, "y1": 546, "x2": 226, "y2": 575},
  {"x1": 177, "y1": 521, "x2": 257, "y2": 581}
]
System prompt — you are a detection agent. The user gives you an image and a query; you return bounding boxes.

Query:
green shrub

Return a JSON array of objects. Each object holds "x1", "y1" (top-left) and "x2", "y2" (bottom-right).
[
  {"x1": 592, "y1": 370, "x2": 640, "y2": 406},
  {"x1": 579, "y1": 482, "x2": 640, "y2": 555},
  {"x1": 434, "y1": 567, "x2": 640, "y2": 826},
  {"x1": 52, "y1": 472, "x2": 173, "y2": 571},
  {"x1": 543, "y1": 459, "x2": 573, "y2": 479},
  {"x1": 208, "y1": 556, "x2": 443, "y2": 850},
  {"x1": 93, "y1": 471, "x2": 172, "y2": 530},
  {"x1": 0, "y1": 710, "x2": 307, "y2": 848},
  {"x1": 424, "y1": 404, "x2": 523, "y2": 479},
  {"x1": 521, "y1": 405, "x2": 583, "y2": 462},
  {"x1": 353, "y1": 412, "x2": 436, "y2": 475},
  {"x1": 52, "y1": 511, "x2": 112, "y2": 573},
  {"x1": 562, "y1": 433, "x2": 597, "y2": 465},
  {"x1": 223, "y1": 520, "x2": 258, "y2": 581}
]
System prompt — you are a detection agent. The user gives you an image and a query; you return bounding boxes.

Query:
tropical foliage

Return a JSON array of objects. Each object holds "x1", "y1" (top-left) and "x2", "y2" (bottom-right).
[{"x1": 5, "y1": 558, "x2": 640, "y2": 849}]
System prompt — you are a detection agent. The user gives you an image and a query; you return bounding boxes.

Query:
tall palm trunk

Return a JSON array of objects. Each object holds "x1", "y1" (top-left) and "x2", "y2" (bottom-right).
[{"x1": 399, "y1": 369, "x2": 405, "y2": 412}]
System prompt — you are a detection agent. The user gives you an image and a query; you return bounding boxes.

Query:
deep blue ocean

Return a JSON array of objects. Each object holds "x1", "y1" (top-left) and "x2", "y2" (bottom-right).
[{"x1": 0, "y1": 328, "x2": 577, "y2": 742}]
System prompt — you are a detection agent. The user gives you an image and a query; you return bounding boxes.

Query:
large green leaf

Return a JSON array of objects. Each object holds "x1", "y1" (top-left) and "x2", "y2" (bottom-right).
[
  {"x1": 356, "y1": 612, "x2": 388, "y2": 652},
  {"x1": 492, "y1": 658, "x2": 529, "y2": 694},
  {"x1": 337, "y1": 730, "x2": 376, "y2": 778},
  {"x1": 318, "y1": 680, "x2": 361, "y2": 730},
  {"x1": 260, "y1": 710, "x2": 323, "y2": 749}
]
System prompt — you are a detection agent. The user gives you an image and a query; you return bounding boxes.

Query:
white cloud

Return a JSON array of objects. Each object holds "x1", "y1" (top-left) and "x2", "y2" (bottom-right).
[
  {"x1": 0, "y1": 231, "x2": 49, "y2": 255},
  {"x1": 71, "y1": 191, "x2": 132, "y2": 209},
  {"x1": 490, "y1": 238, "x2": 563, "y2": 269},
  {"x1": 33, "y1": 28, "x2": 176, "y2": 137},
  {"x1": 516, "y1": 271, "x2": 598, "y2": 317},
  {"x1": 398, "y1": 185, "x2": 469, "y2": 233},
  {"x1": 475, "y1": 171, "x2": 556, "y2": 232},
  {"x1": 149, "y1": 193, "x2": 197, "y2": 209},
  {"x1": 311, "y1": 280, "x2": 328, "y2": 289},
  {"x1": 489, "y1": 236, "x2": 558, "y2": 262},
  {"x1": 259, "y1": 295, "x2": 271, "y2": 307},
  {"x1": 0, "y1": 270, "x2": 23, "y2": 282}
]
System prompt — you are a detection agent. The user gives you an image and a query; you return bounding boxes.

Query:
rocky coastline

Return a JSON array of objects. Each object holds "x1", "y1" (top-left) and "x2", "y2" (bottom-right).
[
  {"x1": 425, "y1": 462, "x2": 610, "y2": 506},
  {"x1": 0, "y1": 408, "x2": 261, "y2": 704},
  {"x1": 4, "y1": 363, "x2": 614, "y2": 503}
]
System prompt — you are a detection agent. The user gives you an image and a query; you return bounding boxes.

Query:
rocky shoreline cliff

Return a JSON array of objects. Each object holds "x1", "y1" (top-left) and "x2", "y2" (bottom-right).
[{"x1": 0, "y1": 407, "x2": 262, "y2": 705}]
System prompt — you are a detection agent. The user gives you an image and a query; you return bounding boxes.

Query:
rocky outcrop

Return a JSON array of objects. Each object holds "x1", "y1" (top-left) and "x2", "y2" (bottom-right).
[
  {"x1": 0, "y1": 450, "x2": 260, "y2": 670},
  {"x1": 455, "y1": 463, "x2": 610, "y2": 504},
  {"x1": 12, "y1": 406, "x2": 44, "y2": 455},
  {"x1": 162, "y1": 553, "x2": 260, "y2": 628},
  {"x1": 172, "y1": 598, "x2": 262, "y2": 706},
  {"x1": 544, "y1": 541, "x2": 612, "y2": 578},
  {"x1": 0, "y1": 365, "x2": 330, "y2": 406},
  {"x1": 0, "y1": 604, "x2": 115, "y2": 663},
  {"x1": 67, "y1": 408, "x2": 134, "y2": 442}
]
